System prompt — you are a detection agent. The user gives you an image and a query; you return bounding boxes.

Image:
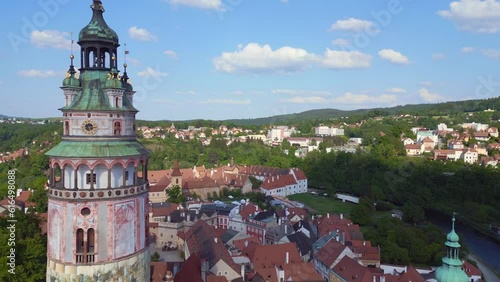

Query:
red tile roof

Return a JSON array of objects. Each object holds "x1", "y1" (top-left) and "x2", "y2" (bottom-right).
[
  {"x1": 233, "y1": 236, "x2": 261, "y2": 252},
  {"x1": 462, "y1": 260, "x2": 482, "y2": 278},
  {"x1": 332, "y1": 256, "x2": 372, "y2": 282},
  {"x1": 291, "y1": 168, "x2": 307, "y2": 180},
  {"x1": 314, "y1": 239, "x2": 349, "y2": 268},
  {"x1": 282, "y1": 262, "x2": 323, "y2": 282},
  {"x1": 260, "y1": 174, "x2": 297, "y2": 191},
  {"x1": 150, "y1": 262, "x2": 170, "y2": 282},
  {"x1": 251, "y1": 243, "x2": 302, "y2": 270},
  {"x1": 396, "y1": 266, "x2": 425, "y2": 282},
  {"x1": 183, "y1": 177, "x2": 219, "y2": 190},
  {"x1": 174, "y1": 253, "x2": 203, "y2": 282}
]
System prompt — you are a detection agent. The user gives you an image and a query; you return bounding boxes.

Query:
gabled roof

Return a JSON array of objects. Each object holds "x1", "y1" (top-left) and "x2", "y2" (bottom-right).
[
  {"x1": 184, "y1": 220, "x2": 239, "y2": 273},
  {"x1": 396, "y1": 266, "x2": 425, "y2": 282},
  {"x1": 332, "y1": 256, "x2": 373, "y2": 282},
  {"x1": 314, "y1": 239, "x2": 349, "y2": 267},
  {"x1": 260, "y1": 174, "x2": 297, "y2": 191},
  {"x1": 183, "y1": 177, "x2": 219, "y2": 190},
  {"x1": 251, "y1": 243, "x2": 302, "y2": 270},
  {"x1": 174, "y1": 253, "x2": 203, "y2": 282},
  {"x1": 150, "y1": 202, "x2": 179, "y2": 218},
  {"x1": 291, "y1": 168, "x2": 307, "y2": 180},
  {"x1": 282, "y1": 262, "x2": 323, "y2": 282},
  {"x1": 287, "y1": 232, "x2": 314, "y2": 256},
  {"x1": 150, "y1": 262, "x2": 169, "y2": 282}
]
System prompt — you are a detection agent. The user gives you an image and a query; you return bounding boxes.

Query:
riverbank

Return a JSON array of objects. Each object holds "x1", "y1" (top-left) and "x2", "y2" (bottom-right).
[{"x1": 468, "y1": 253, "x2": 500, "y2": 282}]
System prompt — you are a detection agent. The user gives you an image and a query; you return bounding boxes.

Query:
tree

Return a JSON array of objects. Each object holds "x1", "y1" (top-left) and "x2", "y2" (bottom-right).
[
  {"x1": 151, "y1": 252, "x2": 161, "y2": 262},
  {"x1": 166, "y1": 185, "x2": 185, "y2": 204}
]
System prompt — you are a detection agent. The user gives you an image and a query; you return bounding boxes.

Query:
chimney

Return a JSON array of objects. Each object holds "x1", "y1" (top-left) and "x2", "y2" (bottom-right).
[
  {"x1": 285, "y1": 224, "x2": 287, "y2": 234},
  {"x1": 340, "y1": 213, "x2": 343, "y2": 220},
  {"x1": 373, "y1": 275, "x2": 376, "y2": 282},
  {"x1": 285, "y1": 252, "x2": 289, "y2": 264},
  {"x1": 363, "y1": 240, "x2": 366, "y2": 246},
  {"x1": 327, "y1": 213, "x2": 330, "y2": 218},
  {"x1": 241, "y1": 264, "x2": 245, "y2": 281},
  {"x1": 201, "y1": 259, "x2": 208, "y2": 282},
  {"x1": 214, "y1": 238, "x2": 218, "y2": 244},
  {"x1": 255, "y1": 205, "x2": 258, "y2": 212},
  {"x1": 167, "y1": 215, "x2": 171, "y2": 222}
]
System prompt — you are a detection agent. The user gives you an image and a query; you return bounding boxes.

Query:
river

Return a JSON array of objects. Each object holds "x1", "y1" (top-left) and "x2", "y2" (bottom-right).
[{"x1": 426, "y1": 210, "x2": 500, "y2": 279}]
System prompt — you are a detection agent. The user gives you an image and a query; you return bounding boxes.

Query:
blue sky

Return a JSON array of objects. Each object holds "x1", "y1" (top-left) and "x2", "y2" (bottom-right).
[{"x1": 1, "y1": 0, "x2": 500, "y2": 120}]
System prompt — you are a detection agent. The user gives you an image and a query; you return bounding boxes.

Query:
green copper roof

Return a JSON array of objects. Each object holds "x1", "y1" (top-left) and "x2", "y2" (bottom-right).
[
  {"x1": 435, "y1": 265, "x2": 468, "y2": 282},
  {"x1": 434, "y1": 216, "x2": 468, "y2": 282},
  {"x1": 46, "y1": 140, "x2": 148, "y2": 158},
  {"x1": 61, "y1": 70, "x2": 137, "y2": 112},
  {"x1": 79, "y1": 0, "x2": 118, "y2": 44},
  {"x1": 62, "y1": 62, "x2": 81, "y2": 88}
]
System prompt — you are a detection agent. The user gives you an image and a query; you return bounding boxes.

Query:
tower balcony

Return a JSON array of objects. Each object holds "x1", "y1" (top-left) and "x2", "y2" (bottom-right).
[{"x1": 48, "y1": 180, "x2": 149, "y2": 201}]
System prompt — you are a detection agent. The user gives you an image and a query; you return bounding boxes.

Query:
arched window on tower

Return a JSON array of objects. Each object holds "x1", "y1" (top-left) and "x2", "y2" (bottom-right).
[
  {"x1": 65, "y1": 121, "x2": 69, "y2": 135},
  {"x1": 76, "y1": 228, "x2": 84, "y2": 263},
  {"x1": 114, "y1": 122, "x2": 121, "y2": 136},
  {"x1": 87, "y1": 228, "x2": 95, "y2": 253}
]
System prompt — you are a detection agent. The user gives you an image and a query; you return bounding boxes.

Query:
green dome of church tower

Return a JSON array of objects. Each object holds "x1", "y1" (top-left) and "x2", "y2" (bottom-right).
[{"x1": 434, "y1": 216, "x2": 469, "y2": 282}]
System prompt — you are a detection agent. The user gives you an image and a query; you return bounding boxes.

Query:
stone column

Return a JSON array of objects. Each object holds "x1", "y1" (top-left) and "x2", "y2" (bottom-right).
[
  {"x1": 90, "y1": 169, "x2": 94, "y2": 190},
  {"x1": 108, "y1": 168, "x2": 112, "y2": 189}
]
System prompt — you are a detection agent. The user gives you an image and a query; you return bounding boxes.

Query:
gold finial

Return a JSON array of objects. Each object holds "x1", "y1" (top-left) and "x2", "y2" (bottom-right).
[
  {"x1": 124, "y1": 63, "x2": 128, "y2": 68},
  {"x1": 112, "y1": 56, "x2": 116, "y2": 61},
  {"x1": 70, "y1": 54, "x2": 74, "y2": 60}
]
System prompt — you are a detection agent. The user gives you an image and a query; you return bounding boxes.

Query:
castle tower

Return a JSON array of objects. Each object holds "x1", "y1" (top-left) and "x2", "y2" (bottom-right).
[
  {"x1": 45, "y1": 1, "x2": 150, "y2": 280},
  {"x1": 434, "y1": 216, "x2": 468, "y2": 282}
]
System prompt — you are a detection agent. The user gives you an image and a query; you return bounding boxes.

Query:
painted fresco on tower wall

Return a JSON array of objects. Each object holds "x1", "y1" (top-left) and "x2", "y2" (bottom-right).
[
  {"x1": 114, "y1": 200, "x2": 136, "y2": 258},
  {"x1": 48, "y1": 202, "x2": 62, "y2": 260}
]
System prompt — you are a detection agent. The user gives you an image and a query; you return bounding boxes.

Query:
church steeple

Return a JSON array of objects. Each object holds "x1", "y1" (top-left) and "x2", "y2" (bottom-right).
[{"x1": 434, "y1": 215, "x2": 468, "y2": 282}]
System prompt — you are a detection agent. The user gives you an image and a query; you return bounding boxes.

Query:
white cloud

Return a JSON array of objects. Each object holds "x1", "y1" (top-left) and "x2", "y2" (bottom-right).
[
  {"x1": 386, "y1": 87, "x2": 407, "y2": 94},
  {"x1": 230, "y1": 90, "x2": 245, "y2": 95},
  {"x1": 420, "y1": 81, "x2": 433, "y2": 87},
  {"x1": 432, "y1": 53, "x2": 446, "y2": 60},
  {"x1": 329, "y1": 18, "x2": 379, "y2": 33},
  {"x1": 128, "y1": 26, "x2": 158, "y2": 42},
  {"x1": 202, "y1": 99, "x2": 251, "y2": 105},
  {"x1": 438, "y1": 0, "x2": 500, "y2": 33},
  {"x1": 331, "y1": 38, "x2": 351, "y2": 46},
  {"x1": 31, "y1": 30, "x2": 71, "y2": 50},
  {"x1": 481, "y1": 48, "x2": 500, "y2": 58},
  {"x1": 18, "y1": 69, "x2": 60, "y2": 78},
  {"x1": 213, "y1": 43, "x2": 317, "y2": 74},
  {"x1": 164, "y1": 0, "x2": 222, "y2": 10},
  {"x1": 461, "y1": 46, "x2": 476, "y2": 53},
  {"x1": 322, "y1": 49, "x2": 372, "y2": 69},
  {"x1": 334, "y1": 92, "x2": 397, "y2": 104},
  {"x1": 272, "y1": 89, "x2": 331, "y2": 97},
  {"x1": 418, "y1": 88, "x2": 444, "y2": 102},
  {"x1": 281, "y1": 96, "x2": 329, "y2": 104},
  {"x1": 378, "y1": 49, "x2": 410, "y2": 64},
  {"x1": 137, "y1": 67, "x2": 168, "y2": 78},
  {"x1": 281, "y1": 0, "x2": 289, "y2": 3},
  {"x1": 126, "y1": 57, "x2": 141, "y2": 67},
  {"x1": 164, "y1": 50, "x2": 178, "y2": 58}
]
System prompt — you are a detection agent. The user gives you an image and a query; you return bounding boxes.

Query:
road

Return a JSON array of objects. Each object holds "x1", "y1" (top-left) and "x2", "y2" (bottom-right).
[{"x1": 468, "y1": 254, "x2": 500, "y2": 282}]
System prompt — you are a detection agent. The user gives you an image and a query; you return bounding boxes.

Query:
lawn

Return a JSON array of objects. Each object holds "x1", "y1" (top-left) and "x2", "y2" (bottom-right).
[{"x1": 288, "y1": 193, "x2": 356, "y2": 216}]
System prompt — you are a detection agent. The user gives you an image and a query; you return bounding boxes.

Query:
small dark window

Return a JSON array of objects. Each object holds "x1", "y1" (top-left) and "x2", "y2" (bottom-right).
[
  {"x1": 87, "y1": 228, "x2": 95, "y2": 253},
  {"x1": 125, "y1": 171, "x2": 129, "y2": 181},
  {"x1": 81, "y1": 208, "x2": 91, "y2": 216},
  {"x1": 114, "y1": 122, "x2": 121, "y2": 135},
  {"x1": 86, "y1": 173, "x2": 96, "y2": 184}
]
